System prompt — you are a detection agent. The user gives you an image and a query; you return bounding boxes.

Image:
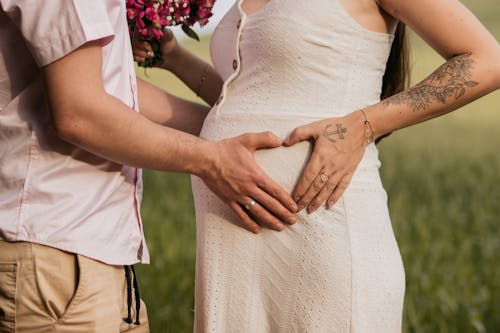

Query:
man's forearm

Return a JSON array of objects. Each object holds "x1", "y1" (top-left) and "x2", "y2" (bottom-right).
[
  {"x1": 42, "y1": 41, "x2": 214, "y2": 175},
  {"x1": 55, "y1": 90, "x2": 215, "y2": 175},
  {"x1": 42, "y1": 40, "x2": 298, "y2": 232}
]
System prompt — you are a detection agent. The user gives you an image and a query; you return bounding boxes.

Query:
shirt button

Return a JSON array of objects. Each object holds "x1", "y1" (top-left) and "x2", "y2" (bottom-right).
[
  {"x1": 237, "y1": 19, "x2": 242, "y2": 29},
  {"x1": 232, "y1": 59, "x2": 238, "y2": 70}
]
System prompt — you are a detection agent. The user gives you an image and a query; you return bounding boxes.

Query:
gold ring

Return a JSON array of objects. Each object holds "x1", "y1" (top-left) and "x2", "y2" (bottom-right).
[{"x1": 320, "y1": 172, "x2": 329, "y2": 183}]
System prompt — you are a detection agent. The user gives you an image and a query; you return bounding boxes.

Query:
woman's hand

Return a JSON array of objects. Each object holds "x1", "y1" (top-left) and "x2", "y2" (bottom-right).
[
  {"x1": 132, "y1": 29, "x2": 223, "y2": 106},
  {"x1": 132, "y1": 28, "x2": 179, "y2": 69},
  {"x1": 284, "y1": 111, "x2": 370, "y2": 213}
]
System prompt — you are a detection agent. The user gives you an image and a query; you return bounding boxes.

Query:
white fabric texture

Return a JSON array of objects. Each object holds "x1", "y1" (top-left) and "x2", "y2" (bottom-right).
[{"x1": 192, "y1": 1, "x2": 405, "y2": 332}]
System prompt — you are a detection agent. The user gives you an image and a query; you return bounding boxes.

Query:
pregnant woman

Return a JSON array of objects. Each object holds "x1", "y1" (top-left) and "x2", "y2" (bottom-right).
[{"x1": 134, "y1": 0, "x2": 499, "y2": 331}]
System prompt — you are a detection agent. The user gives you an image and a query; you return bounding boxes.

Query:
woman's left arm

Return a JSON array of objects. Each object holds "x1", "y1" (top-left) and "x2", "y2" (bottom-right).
[{"x1": 286, "y1": 0, "x2": 500, "y2": 213}]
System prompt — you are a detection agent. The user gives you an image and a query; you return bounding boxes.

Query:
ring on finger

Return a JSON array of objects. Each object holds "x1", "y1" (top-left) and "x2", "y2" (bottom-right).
[
  {"x1": 319, "y1": 171, "x2": 329, "y2": 183},
  {"x1": 244, "y1": 199, "x2": 256, "y2": 211}
]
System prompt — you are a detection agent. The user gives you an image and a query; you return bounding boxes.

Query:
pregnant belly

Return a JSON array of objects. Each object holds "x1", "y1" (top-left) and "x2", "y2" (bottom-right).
[
  {"x1": 201, "y1": 112, "x2": 313, "y2": 192},
  {"x1": 200, "y1": 111, "x2": 383, "y2": 194}
]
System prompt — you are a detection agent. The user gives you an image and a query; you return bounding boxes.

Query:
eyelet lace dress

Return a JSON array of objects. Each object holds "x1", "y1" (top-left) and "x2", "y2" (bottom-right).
[{"x1": 191, "y1": 1, "x2": 405, "y2": 332}]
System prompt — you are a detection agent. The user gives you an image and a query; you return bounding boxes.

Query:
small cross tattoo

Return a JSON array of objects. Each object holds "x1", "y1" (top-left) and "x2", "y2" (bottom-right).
[{"x1": 323, "y1": 123, "x2": 347, "y2": 143}]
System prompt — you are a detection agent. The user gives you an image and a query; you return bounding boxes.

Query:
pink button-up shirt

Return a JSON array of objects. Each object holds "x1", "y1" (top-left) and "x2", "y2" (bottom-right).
[{"x1": 0, "y1": 0, "x2": 149, "y2": 265}]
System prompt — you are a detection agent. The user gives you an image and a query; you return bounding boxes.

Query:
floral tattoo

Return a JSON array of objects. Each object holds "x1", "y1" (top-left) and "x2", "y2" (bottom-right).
[{"x1": 383, "y1": 54, "x2": 479, "y2": 111}]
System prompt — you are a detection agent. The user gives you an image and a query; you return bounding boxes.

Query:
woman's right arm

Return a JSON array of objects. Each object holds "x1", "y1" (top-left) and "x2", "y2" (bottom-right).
[{"x1": 133, "y1": 29, "x2": 223, "y2": 106}]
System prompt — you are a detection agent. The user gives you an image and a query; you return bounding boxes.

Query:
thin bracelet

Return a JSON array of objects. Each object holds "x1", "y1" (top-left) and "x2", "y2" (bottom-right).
[
  {"x1": 195, "y1": 63, "x2": 210, "y2": 97},
  {"x1": 360, "y1": 109, "x2": 375, "y2": 145}
]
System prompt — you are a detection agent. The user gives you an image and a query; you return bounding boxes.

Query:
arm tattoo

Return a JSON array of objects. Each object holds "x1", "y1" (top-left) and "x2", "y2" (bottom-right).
[
  {"x1": 383, "y1": 54, "x2": 479, "y2": 111},
  {"x1": 323, "y1": 123, "x2": 347, "y2": 143}
]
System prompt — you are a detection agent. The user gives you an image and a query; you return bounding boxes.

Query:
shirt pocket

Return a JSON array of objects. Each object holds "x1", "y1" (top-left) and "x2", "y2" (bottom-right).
[{"x1": 0, "y1": 262, "x2": 17, "y2": 332}]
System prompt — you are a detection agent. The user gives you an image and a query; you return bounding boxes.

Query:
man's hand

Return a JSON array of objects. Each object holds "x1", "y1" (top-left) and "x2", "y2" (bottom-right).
[
  {"x1": 44, "y1": 40, "x2": 294, "y2": 234},
  {"x1": 201, "y1": 132, "x2": 299, "y2": 234}
]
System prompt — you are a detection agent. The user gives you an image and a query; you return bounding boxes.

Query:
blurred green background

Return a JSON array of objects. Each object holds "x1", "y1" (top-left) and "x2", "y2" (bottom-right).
[{"x1": 135, "y1": 1, "x2": 500, "y2": 332}]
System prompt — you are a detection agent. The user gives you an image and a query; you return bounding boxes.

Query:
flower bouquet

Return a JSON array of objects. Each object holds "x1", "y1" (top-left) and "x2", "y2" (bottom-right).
[{"x1": 127, "y1": 0, "x2": 216, "y2": 67}]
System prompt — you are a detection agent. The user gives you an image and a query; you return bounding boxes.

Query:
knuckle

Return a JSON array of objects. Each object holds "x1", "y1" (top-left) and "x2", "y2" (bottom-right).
[
  {"x1": 338, "y1": 181, "x2": 348, "y2": 190},
  {"x1": 312, "y1": 182, "x2": 323, "y2": 192},
  {"x1": 327, "y1": 181, "x2": 338, "y2": 192},
  {"x1": 266, "y1": 187, "x2": 279, "y2": 198},
  {"x1": 293, "y1": 127, "x2": 303, "y2": 137},
  {"x1": 303, "y1": 173, "x2": 315, "y2": 184},
  {"x1": 300, "y1": 192, "x2": 312, "y2": 203},
  {"x1": 288, "y1": 128, "x2": 299, "y2": 140},
  {"x1": 253, "y1": 173, "x2": 266, "y2": 185},
  {"x1": 240, "y1": 133, "x2": 251, "y2": 143},
  {"x1": 327, "y1": 160, "x2": 337, "y2": 169},
  {"x1": 258, "y1": 181, "x2": 269, "y2": 192}
]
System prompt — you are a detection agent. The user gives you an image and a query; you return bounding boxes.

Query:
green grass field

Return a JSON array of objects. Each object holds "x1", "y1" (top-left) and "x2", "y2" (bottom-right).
[{"x1": 135, "y1": 1, "x2": 500, "y2": 332}]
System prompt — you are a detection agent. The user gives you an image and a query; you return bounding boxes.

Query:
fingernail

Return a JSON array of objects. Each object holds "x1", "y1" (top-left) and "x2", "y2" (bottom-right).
[
  {"x1": 288, "y1": 216, "x2": 298, "y2": 225},
  {"x1": 328, "y1": 201, "x2": 335, "y2": 209},
  {"x1": 307, "y1": 206, "x2": 317, "y2": 214},
  {"x1": 298, "y1": 203, "x2": 306, "y2": 211},
  {"x1": 291, "y1": 203, "x2": 298, "y2": 212},
  {"x1": 294, "y1": 195, "x2": 301, "y2": 202}
]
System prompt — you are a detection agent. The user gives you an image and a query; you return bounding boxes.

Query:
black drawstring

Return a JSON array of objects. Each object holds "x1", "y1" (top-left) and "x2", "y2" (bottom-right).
[
  {"x1": 131, "y1": 265, "x2": 141, "y2": 325},
  {"x1": 123, "y1": 265, "x2": 141, "y2": 325},
  {"x1": 124, "y1": 266, "x2": 133, "y2": 324}
]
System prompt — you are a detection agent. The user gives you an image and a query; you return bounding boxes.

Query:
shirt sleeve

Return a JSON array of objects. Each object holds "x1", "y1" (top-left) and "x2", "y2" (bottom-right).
[{"x1": 0, "y1": 0, "x2": 116, "y2": 66}]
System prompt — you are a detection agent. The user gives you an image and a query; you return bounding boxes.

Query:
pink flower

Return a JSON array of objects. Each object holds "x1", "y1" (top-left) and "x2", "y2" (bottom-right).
[{"x1": 126, "y1": 0, "x2": 217, "y2": 67}]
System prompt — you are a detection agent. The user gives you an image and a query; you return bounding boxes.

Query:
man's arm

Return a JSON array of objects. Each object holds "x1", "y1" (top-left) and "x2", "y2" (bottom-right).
[{"x1": 43, "y1": 40, "x2": 298, "y2": 233}]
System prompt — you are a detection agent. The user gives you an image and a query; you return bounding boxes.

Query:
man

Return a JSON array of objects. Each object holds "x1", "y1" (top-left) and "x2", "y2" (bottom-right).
[{"x1": 0, "y1": 1, "x2": 297, "y2": 331}]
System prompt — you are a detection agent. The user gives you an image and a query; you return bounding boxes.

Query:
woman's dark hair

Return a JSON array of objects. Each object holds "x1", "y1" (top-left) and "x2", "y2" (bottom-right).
[
  {"x1": 376, "y1": 22, "x2": 410, "y2": 143},
  {"x1": 381, "y1": 21, "x2": 410, "y2": 100}
]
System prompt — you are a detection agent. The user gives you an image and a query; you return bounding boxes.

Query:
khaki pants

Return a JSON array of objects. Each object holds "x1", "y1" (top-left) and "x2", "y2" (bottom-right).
[{"x1": 0, "y1": 241, "x2": 149, "y2": 332}]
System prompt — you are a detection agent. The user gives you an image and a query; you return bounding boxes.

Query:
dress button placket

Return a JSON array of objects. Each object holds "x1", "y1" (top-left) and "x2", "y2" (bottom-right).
[
  {"x1": 231, "y1": 10, "x2": 245, "y2": 78},
  {"x1": 232, "y1": 17, "x2": 243, "y2": 71},
  {"x1": 215, "y1": 8, "x2": 245, "y2": 115}
]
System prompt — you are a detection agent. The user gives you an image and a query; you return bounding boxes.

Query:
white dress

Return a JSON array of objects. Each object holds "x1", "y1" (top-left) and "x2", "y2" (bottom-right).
[{"x1": 191, "y1": 1, "x2": 405, "y2": 332}]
